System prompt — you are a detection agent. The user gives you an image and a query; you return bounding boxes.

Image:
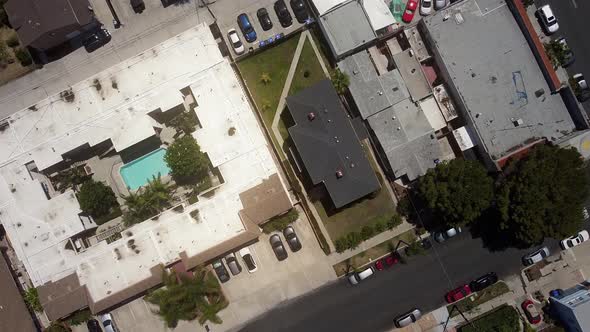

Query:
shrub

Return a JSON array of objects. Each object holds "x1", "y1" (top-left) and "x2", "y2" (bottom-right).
[
  {"x1": 165, "y1": 135, "x2": 210, "y2": 184},
  {"x1": 374, "y1": 221, "x2": 386, "y2": 233},
  {"x1": 24, "y1": 287, "x2": 43, "y2": 312},
  {"x1": 387, "y1": 214, "x2": 402, "y2": 229},
  {"x1": 78, "y1": 180, "x2": 119, "y2": 220},
  {"x1": 15, "y1": 48, "x2": 33, "y2": 66},
  {"x1": 334, "y1": 237, "x2": 349, "y2": 253},
  {"x1": 405, "y1": 240, "x2": 426, "y2": 256},
  {"x1": 0, "y1": 42, "x2": 10, "y2": 63},
  {"x1": 361, "y1": 225, "x2": 375, "y2": 240},
  {"x1": 66, "y1": 308, "x2": 91, "y2": 326},
  {"x1": 6, "y1": 34, "x2": 19, "y2": 48},
  {"x1": 262, "y1": 209, "x2": 299, "y2": 234},
  {"x1": 260, "y1": 73, "x2": 271, "y2": 84},
  {"x1": 168, "y1": 111, "x2": 199, "y2": 135},
  {"x1": 346, "y1": 231, "x2": 363, "y2": 250}
]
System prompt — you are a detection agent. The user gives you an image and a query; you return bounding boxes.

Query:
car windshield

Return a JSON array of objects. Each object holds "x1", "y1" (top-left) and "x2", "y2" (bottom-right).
[
  {"x1": 243, "y1": 255, "x2": 255, "y2": 270},
  {"x1": 423, "y1": 1, "x2": 431, "y2": 7},
  {"x1": 568, "y1": 240, "x2": 575, "y2": 247},
  {"x1": 233, "y1": 39, "x2": 242, "y2": 48}
]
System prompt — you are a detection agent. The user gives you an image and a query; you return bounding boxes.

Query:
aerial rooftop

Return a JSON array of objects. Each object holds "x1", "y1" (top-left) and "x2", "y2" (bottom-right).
[
  {"x1": 421, "y1": 0, "x2": 575, "y2": 161},
  {"x1": 286, "y1": 79, "x2": 380, "y2": 208},
  {"x1": 0, "y1": 24, "x2": 290, "y2": 317}
]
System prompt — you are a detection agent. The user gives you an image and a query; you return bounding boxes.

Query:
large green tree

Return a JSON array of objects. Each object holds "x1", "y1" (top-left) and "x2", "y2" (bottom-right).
[
  {"x1": 122, "y1": 175, "x2": 173, "y2": 225},
  {"x1": 498, "y1": 145, "x2": 588, "y2": 245},
  {"x1": 164, "y1": 135, "x2": 209, "y2": 184},
  {"x1": 417, "y1": 158, "x2": 494, "y2": 226},
  {"x1": 77, "y1": 180, "x2": 118, "y2": 219},
  {"x1": 146, "y1": 268, "x2": 225, "y2": 328}
]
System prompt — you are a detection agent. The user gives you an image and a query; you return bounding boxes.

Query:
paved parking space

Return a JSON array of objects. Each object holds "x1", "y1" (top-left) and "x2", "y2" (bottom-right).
[
  {"x1": 211, "y1": 0, "x2": 306, "y2": 60},
  {"x1": 110, "y1": 207, "x2": 336, "y2": 332}
]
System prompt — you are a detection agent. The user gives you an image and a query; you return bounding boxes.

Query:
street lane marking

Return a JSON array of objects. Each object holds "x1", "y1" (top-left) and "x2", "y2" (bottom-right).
[{"x1": 571, "y1": 0, "x2": 578, "y2": 8}]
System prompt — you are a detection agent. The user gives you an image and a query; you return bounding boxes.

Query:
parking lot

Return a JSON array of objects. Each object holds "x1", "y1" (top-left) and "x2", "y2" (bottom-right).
[
  {"x1": 212, "y1": 0, "x2": 307, "y2": 60},
  {"x1": 108, "y1": 207, "x2": 336, "y2": 332}
]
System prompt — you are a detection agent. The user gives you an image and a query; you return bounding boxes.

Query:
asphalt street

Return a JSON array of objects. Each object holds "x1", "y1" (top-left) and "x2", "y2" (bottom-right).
[
  {"x1": 239, "y1": 231, "x2": 561, "y2": 332},
  {"x1": 534, "y1": 0, "x2": 590, "y2": 110}
]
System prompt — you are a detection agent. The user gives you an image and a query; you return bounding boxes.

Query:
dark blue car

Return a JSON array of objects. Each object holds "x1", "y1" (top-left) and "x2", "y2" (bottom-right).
[{"x1": 237, "y1": 14, "x2": 257, "y2": 43}]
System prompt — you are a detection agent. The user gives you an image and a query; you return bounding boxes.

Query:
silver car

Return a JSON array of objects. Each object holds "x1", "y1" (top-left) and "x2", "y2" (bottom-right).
[
  {"x1": 394, "y1": 308, "x2": 422, "y2": 328},
  {"x1": 225, "y1": 253, "x2": 242, "y2": 276},
  {"x1": 434, "y1": 0, "x2": 447, "y2": 10},
  {"x1": 522, "y1": 247, "x2": 550, "y2": 266},
  {"x1": 100, "y1": 313, "x2": 118, "y2": 332}
]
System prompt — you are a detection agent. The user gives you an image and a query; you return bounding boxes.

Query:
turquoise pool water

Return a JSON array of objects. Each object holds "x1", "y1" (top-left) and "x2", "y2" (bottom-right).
[{"x1": 120, "y1": 148, "x2": 171, "y2": 190}]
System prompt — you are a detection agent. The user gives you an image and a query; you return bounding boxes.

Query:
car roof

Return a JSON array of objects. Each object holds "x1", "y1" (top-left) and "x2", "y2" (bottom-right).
[{"x1": 540, "y1": 5, "x2": 554, "y2": 17}]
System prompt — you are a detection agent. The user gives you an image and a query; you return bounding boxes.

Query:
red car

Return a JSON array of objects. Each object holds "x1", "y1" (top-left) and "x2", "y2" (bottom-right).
[
  {"x1": 521, "y1": 300, "x2": 542, "y2": 324},
  {"x1": 402, "y1": 0, "x2": 419, "y2": 23},
  {"x1": 375, "y1": 254, "x2": 399, "y2": 270},
  {"x1": 445, "y1": 284, "x2": 472, "y2": 303}
]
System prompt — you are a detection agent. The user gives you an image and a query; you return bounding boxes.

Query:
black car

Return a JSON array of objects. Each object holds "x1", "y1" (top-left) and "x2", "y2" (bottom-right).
[
  {"x1": 469, "y1": 272, "x2": 498, "y2": 292},
  {"x1": 131, "y1": 0, "x2": 145, "y2": 13},
  {"x1": 257, "y1": 8, "x2": 273, "y2": 31},
  {"x1": 290, "y1": 0, "x2": 309, "y2": 24},
  {"x1": 212, "y1": 259, "x2": 230, "y2": 283},
  {"x1": 274, "y1": 0, "x2": 293, "y2": 28},
  {"x1": 283, "y1": 226, "x2": 302, "y2": 252},
  {"x1": 556, "y1": 37, "x2": 575, "y2": 67},
  {"x1": 87, "y1": 319, "x2": 101, "y2": 332},
  {"x1": 83, "y1": 28, "x2": 112, "y2": 53},
  {"x1": 270, "y1": 234, "x2": 288, "y2": 261}
]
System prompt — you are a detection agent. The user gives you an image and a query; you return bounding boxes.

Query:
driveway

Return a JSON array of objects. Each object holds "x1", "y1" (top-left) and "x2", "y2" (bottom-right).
[{"x1": 111, "y1": 207, "x2": 336, "y2": 332}]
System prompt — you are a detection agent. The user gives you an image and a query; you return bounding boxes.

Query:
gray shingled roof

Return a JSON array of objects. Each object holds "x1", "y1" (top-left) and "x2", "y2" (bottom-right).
[{"x1": 286, "y1": 79, "x2": 380, "y2": 208}]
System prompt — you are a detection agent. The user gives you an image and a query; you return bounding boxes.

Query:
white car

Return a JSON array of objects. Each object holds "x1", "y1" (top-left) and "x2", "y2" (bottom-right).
[
  {"x1": 348, "y1": 266, "x2": 375, "y2": 285},
  {"x1": 434, "y1": 227, "x2": 461, "y2": 243},
  {"x1": 227, "y1": 29, "x2": 245, "y2": 55},
  {"x1": 537, "y1": 5, "x2": 559, "y2": 34},
  {"x1": 239, "y1": 246, "x2": 258, "y2": 273},
  {"x1": 522, "y1": 247, "x2": 550, "y2": 266},
  {"x1": 434, "y1": 0, "x2": 447, "y2": 10},
  {"x1": 561, "y1": 230, "x2": 590, "y2": 250},
  {"x1": 100, "y1": 313, "x2": 118, "y2": 332},
  {"x1": 420, "y1": 0, "x2": 433, "y2": 15}
]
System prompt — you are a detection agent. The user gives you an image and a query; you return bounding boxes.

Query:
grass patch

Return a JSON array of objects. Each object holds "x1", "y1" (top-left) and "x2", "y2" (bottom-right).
[
  {"x1": 237, "y1": 35, "x2": 300, "y2": 128},
  {"x1": 458, "y1": 304, "x2": 519, "y2": 332},
  {"x1": 333, "y1": 229, "x2": 416, "y2": 277},
  {"x1": 288, "y1": 39, "x2": 327, "y2": 96},
  {"x1": 448, "y1": 281, "x2": 510, "y2": 317}
]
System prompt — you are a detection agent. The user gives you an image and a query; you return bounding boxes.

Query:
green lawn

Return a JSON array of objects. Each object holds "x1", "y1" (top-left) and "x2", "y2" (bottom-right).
[
  {"x1": 333, "y1": 229, "x2": 416, "y2": 276},
  {"x1": 459, "y1": 305, "x2": 520, "y2": 332},
  {"x1": 448, "y1": 281, "x2": 511, "y2": 317},
  {"x1": 237, "y1": 35, "x2": 300, "y2": 127},
  {"x1": 288, "y1": 39, "x2": 328, "y2": 96}
]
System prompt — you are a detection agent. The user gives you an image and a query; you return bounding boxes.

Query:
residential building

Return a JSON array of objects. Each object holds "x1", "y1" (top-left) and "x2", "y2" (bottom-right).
[
  {"x1": 285, "y1": 79, "x2": 380, "y2": 209},
  {"x1": 420, "y1": 0, "x2": 577, "y2": 170},
  {"x1": 4, "y1": 0, "x2": 98, "y2": 51},
  {"x1": 309, "y1": 0, "x2": 397, "y2": 60},
  {"x1": 550, "y1": 281, "x2": 590, "y2": 332},
  {"x1": 0, "y1": 24, "x2": 291, "y2": 320}
]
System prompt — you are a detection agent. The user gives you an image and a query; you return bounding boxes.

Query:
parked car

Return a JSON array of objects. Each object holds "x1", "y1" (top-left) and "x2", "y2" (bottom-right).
[
  {"x1": 522, "y1": 299, "x2": 542, "y2": 324},
  {"x1": 394, "y1": 308, "x2": 422, "y2": 328},
  {"x1": 584, "y1": 207, "x2": 590, "y2": 220},
  {"x1": 227, "y1": 29, "x2": 245, "y2": 55},
  {"x1": 573, "y1": 73, "x2": 590, "y2": 102},
  {"x1": 522, "y1": 247, "x2": 550, "y2": 266},
  {"x1": 274, "y1": 0, "x2": 293, "y2": 28},
  {"x1": 130, "y1": 0, "x2": 145, "y2": 13},
  {"x1": 420, "y1": 0, "x2": 433, "y2": 15},
  {"x1": 348, "y1": 266, "x2": 375, "y2": 285},
  {"x1": 237, "y1": 13, "x2": 257, "y2": 43},
  {"x1": 225, "y1": 253, "x2": 242, "y2": 275},
  {"x1": 445, "y1": 284, "x2": 472, "y2": 303},
  {"x1": 556, "y1": 37, "x2": 575, "y2": 67},
  {"x1": 270, "y1": 234, "x2": 288, "y2": 261},
  {"x1": 434, "y1": 227, "x2": 461, "y2": 243},
  {"x1": 402, "y1": 0, "x2": 419, "y2": 23},
  {"x1": 375, "y1": 253, "x2": 399, "y2": 271},
  {"x1": 537, "y1": 5, "x2": 559, "y2": 34},
  {"x1": 239, "y1": 246, "x2": 258, "y2": 273},
  {"x1": 87, "y1": 319, "x2": 101, "y2": 332},
  {"x1": 560, "y1": 230, "x2": 590, "y2": 250},
  {"x1": 434, "y1": 0, "x2": 447, "y2": 10},
  {"x1": 83, "y1": 28, "x2": 112, "y2": 53},
  {"x1": 257, "y1": 8, "x2": 273, "y2": 31},
  {"x1": 100, "y1": 313, "x2": 118, "y2": 332},
  {"x1": 212, "y1": 259, "x2": 230, "y2": 283},
  {"x1": 469, "y1": 272, "x2": 498, "y2": 292},
  {"x1": 283, "y1": 226, "x2": 302, "y2": 252},
  {"x1": 290, "y1": 0, "x2": 309, "y2": 23}
]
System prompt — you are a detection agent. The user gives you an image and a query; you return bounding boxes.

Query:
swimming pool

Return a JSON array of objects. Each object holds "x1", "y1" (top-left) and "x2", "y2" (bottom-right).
[{"x1": 120, "y1": 148, "x2": 171, "y2": 190}]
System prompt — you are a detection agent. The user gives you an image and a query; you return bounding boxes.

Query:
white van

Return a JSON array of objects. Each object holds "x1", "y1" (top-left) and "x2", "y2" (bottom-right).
[{"x1": 348, "y1": 266, "x2": 375, "y2": 285}]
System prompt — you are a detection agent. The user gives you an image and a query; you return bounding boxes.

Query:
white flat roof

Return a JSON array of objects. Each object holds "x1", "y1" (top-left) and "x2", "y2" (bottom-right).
[{"x1": 0, "y1": 24, "x2": 284, "y2": 303}]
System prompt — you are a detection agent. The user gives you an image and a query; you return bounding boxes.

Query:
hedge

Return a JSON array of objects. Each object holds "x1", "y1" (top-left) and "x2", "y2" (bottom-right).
[
  {"x1": 262, "y1": 209, "x2": 299, "y2": 234},
  {"x1": 334, "y1": 213, "x2": 402, "y2": 253}
]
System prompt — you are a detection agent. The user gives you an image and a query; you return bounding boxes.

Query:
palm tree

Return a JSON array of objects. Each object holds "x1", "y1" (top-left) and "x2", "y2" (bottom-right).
[
  {"x1": 330, "y1": 69, "x2": 350, "y2": 95},
  {"x1": 122, "y1": 175, "x2": 173, "y2": 225},
  {"x1": 197, "y1": 301, "x2": 224, "y2": 325},
  {"x1": 144, "y1": 175, "x2": 173, "y2": 212},
  {"x1": 259, "y1": 73, "x2": 271, "y2": 85}
]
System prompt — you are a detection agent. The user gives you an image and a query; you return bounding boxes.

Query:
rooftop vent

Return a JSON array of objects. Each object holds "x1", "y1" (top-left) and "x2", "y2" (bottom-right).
[
  {"x1": 307, "y1": 112, "x2": 316, "y2": 121},
  {"x1": 513, "y1": 118, "x2": 524, "y2": 127},
  {"x1": 335, "y1": 170, "x2": 344, "y2": 179}
]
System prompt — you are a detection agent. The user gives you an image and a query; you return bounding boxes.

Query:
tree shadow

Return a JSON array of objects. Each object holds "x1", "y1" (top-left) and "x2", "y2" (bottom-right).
[{"x1": 469, "y1": 208, "x2": 532, "y2": 251}]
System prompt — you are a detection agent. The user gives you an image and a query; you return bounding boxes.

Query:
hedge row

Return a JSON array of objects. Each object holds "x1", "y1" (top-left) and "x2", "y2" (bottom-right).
[{"x1": 334, "y1": 214, "x2": 402, "y2": 253}]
